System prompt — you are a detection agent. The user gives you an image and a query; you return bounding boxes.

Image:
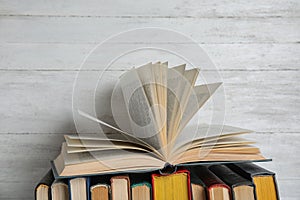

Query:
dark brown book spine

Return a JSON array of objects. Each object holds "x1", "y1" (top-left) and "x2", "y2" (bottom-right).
[
  {"x1": 209, "y1": 165, "x2": 254, "y2": 187},
  {"x1": 192, "y1": 166, "x2": 231, "y2": 199}
]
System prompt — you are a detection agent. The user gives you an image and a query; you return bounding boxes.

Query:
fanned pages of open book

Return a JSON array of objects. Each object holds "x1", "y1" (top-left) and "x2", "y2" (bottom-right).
[{"x1": 53, "y1": 62, "x2": 266, "y2": 177}]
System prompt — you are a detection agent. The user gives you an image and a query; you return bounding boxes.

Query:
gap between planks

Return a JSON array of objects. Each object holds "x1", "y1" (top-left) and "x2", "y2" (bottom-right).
[
  {"x1": 0, "y1": 69, "x2": 299, "y2": 72},
  {"x1": 0, "y1": 14, "x2": 297, "y2": 19}
]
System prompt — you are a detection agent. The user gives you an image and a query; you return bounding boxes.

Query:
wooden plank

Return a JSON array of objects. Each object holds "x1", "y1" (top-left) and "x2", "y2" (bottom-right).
[
  {"x1": 0, "y1": 43, "x2": 299, "y2": 70},
  {"x1": 0, "y1": 0, "x2": 299, "y2": 17},
  {"x1": 244, "y1": 133, "x2": 300, "y2": 179},
  {"x1": 0, "y1": 132, "x2": 299, "y2": 199},
  {"x1": 0, "y1": 70, "x2": 299, "y2": 133},
  {"x1": 0, "y1": 71, "x2": 77, "y2": 134},
  {"x1": 0, "y1": 17, "x2": 299, "y2": 44},
  {"x1": 276, "y1": 179, "x2": 300, "y2": 200},
  {"x1": 0, "y1": 1, "x2": 298, "y2": 199},
  {"x1": 219, "y1": 70, "x2": 300, "y2": 133}
]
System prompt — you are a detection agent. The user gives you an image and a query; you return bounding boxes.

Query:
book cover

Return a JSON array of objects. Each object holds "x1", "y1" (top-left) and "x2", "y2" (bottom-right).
[
  {"x1": 51, "y1": 179, "x2": 69, "y2": 200},
  {"x1": 130, "y1": 173, "x2": 152, "y2": 200},
  {"x1": 90, "y1": 174, "x2": 111, "y2": 200},
  {"x1": 110, "y1": 175, "x2": 131, "y2": 200},
  {"x1": 192, "y1": 165, "x2": 231, "y2": 200},
  {"x1": 209, "y1": 165, "x2": 255, "y2": 200},
  {"x1": 188, "y1": 166, "x2": 206, "y2": 200},
  {"x1": 227, "y1": 163, "x2": 280, "y2": 200},
  {"x1": 152, "y1": 169, "x2": 191, "y2": 200},
  {"x1": 35, "y1": 169, "x2": 54, "y2": 200},
  {"x1": 69, "y1": 177, "x2": 90, "y2": 200}
]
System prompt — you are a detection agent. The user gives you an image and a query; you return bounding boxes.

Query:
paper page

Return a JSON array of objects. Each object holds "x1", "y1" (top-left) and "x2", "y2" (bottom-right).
[
  {"x1": 173, "y1": 137, "x2": 255, "y2": 155},
  {"x1": 62, "y1": 142, "x2": 162, "y2": 166},
  {"x1": 136, "y1": 63, "x2": 157, "y2": 106},
  {"x1": 168, "y1": 68, "x2": 199, "y2": 142},
  {"x1": 152, "y1": 62, "x2": 168, "y2": 148},
  {"x1": 66, "y1": 137, "x2": 144, "y2": 148},
  {"x1": 65, "y1": 134, "x2": 132, "y2": 142},
  {"x1": 78, "y1": 110, "x2": 162, "y2": 157},
  {"x1": 178, "y1": 83, "x2": 222, "y2": 132},
  {"x1": 111, "y1": 80, "x2": 133, "y2": 134},
  {"x1": 174, "y1": 124, "x2": 252, "y2": 151},
  {"x1": 166, "y1": 64, "x2": 186, "y2": 142},
  {"x1": 119, "y1": 68, "x2": 161, "y2": 150},
  {"x1": 66, "y1": 145, "x2": 150, "y2": 154}
]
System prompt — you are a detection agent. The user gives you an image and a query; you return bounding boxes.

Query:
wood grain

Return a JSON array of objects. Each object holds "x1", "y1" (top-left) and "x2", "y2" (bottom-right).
[
  {"x1": 0, "y1": 0, "x2": 299, "y2": 17},
  {"x1": 0, "y1": 43, "x2": 299, "y2": 71},
  {"x1": 0, "y1": 17, "x2": 299, "y2": 44},
  {"x1": 0, "y1": 0, "x2": 299, "y2": 199},
  {"x1": 0, "y1": 70, "x2": 299, "y2": 133}
]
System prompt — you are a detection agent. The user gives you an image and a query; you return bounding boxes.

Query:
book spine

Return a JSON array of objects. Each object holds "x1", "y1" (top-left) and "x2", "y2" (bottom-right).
[
  {"x1": 86, "y1": 177, "x2": 91, "y2": 200},
  {"x1": 227, "y1": 163, "x2": 280, "y2": 200},
  {"x1": 210, "y1": 165, "x2": 254, "y2": 187},
  {"x1": 69, "y1": 177, "x2": 90, "y2": 200},
  {"x1": 68, "y1": 179, "x2": 72, "y2": 200},
  {"x1": 151, "y1": 169, "x2": 192, "y2": 200},
  {"x1": 34, "y1": 169, "x2": 54, "y2": 200},
  {"x1": 272, "y1": 174, "x2": 280, "y2": 200}
]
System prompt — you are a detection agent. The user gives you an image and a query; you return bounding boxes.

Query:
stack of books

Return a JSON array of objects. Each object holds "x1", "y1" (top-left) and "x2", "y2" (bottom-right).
[
  {"x1": 35, "y1": 163, "x2": 279, "y2": 200},
  {"x1": 35, "y1": 62, "x2": 279, "y2": 199}
]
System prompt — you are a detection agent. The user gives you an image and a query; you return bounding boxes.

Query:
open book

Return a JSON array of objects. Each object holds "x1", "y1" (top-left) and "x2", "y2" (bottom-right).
[{"x1": 53, "y1": 62, "x2": 266, "y2": 177}]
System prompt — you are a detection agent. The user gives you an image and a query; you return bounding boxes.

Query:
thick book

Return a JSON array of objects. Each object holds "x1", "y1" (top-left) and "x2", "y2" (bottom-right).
[
  {"x1": 52, "y1": 62, "x2": 266, "y2": 177},
  {"x1": 51, "y1": 180, "x2": 69, "y2": 200},
  {"x1": 110, "y1": 175, "x2": 131, "y2": 200},
  {"x1": 192, "y1": 165, "x2": 231, "y2": 200},
  {"x1": 152, "y1": 169, "x2": 191, "y2": 200},
  {"x1": 90, "y1": 175, "x2": 111, "y2": 200},
  {"x1": 189, "y1": 167, "x2": 206, "y2": 200},
  {"x1": 69, "y1": 177, "x2": 90, "y2": 200},
  {"x1": 90, "y1": 184, "x2": 110, "y2": 200},
  {"x1": 209, "y1": 165, "x2": 255, "y2": 200},
  {"x1": 130, "y1": 173, "x2": 152, "y2": 200},
  {"x1": 35, "y1": 169, "x2": 54, "y2": 200},
  {"x1": 227, "y1": 163, "x2": 280, "y2": 200}
]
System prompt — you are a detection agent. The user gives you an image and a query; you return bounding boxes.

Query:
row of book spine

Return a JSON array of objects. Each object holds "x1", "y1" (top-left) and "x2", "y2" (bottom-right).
[{"x1": 35, "y1": 162, "x2": 279, "y2": 200}]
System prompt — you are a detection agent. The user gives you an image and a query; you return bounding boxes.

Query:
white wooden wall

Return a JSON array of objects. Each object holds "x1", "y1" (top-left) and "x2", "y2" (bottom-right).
[{"x1": 0, "y1": 0, "x2": 299, "y2": 199}]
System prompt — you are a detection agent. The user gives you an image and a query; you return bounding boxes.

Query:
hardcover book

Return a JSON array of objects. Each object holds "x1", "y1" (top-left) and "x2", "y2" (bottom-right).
[
  {"x1": 69, "y1": 177, "x2": 90, "y2": 200},
  {"x1": 228, "y1": 163, "x2": 280, "y2": 200},
  {"x1": 189, "y1": 167, "x2": 206, "y2": 200},
  {"x1": 51, "y1": 180, "x2": 69, "y2": 200},
  {"x1": 90, "y1": 184, "x2": 110, "y2": 200},
  {"x1": 90, "y1": 175, "x2": 111, "y2": 200},
  {"x1": 110, "y1": 175, "x2": 131, "y2": 200},
  {"x1": 35, "y1": 169, "x2": 54, "y2": 200},
  {"x1": 191, "y1": 166, "x2": 231, "y2": 200},
  {"x1": 152, "y1": 169, "x2": 191, "y2": 200},
  {"x1": 130, "y1": 173, "x2": 152, "y2": 200},
  {"x1": 209, "y1": 165, "x2": 255, "y2": 200},
  {"x1": 52, "y1": 62, "x2": 266, "y2": 177}
]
